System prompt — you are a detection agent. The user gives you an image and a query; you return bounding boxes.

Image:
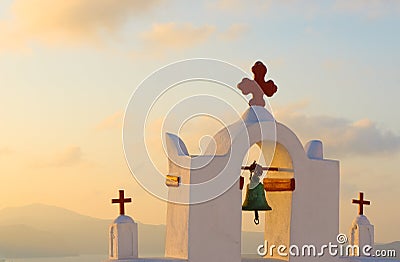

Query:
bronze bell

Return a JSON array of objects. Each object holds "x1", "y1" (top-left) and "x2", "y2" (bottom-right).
[
  {"x1": 242, "y1": 183, "x2": 272, "y2": 224},
  {"x1": 242, "y1": 161, "x2": 272, "y2": 225}
]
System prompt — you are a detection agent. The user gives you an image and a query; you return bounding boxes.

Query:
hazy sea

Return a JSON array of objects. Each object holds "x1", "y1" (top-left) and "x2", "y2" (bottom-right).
[{"x1": 6, "y1": 254, "x2": 108, "y2": 262}]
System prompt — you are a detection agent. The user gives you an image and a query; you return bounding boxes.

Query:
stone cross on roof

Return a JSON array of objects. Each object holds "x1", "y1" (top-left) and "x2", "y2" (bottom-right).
[
  {"x1": 237, "y1": 61, "x2": 278, "y2": 107},
  {"x1": 352, "y1": 192, "x2": 371, "y2": 215},
  {"x1": 112, "y1": 190, "x2": 132, "y2": 216}
]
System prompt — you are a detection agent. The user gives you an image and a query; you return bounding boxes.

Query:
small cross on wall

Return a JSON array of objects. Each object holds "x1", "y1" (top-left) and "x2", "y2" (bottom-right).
[
  {"x1": 112, "y1": 190, "x2": 132, "y2": 216},
  {"x1": 352, "y1": 192, "x2": 370, "y2": 216}
]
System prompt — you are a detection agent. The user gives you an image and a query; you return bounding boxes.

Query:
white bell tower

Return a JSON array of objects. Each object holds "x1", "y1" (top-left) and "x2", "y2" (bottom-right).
[
  {"x1": 349, "y1": 192, "x2": 374, "y2": 257},
  {"x1": 107, "y1": 190, "x2": 138, "y2": 261}
]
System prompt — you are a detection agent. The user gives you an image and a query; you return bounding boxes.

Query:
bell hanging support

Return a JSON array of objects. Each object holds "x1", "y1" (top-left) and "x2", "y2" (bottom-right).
[{"x1": 241, "y1": 161, "x2": 272, "y2": 225}]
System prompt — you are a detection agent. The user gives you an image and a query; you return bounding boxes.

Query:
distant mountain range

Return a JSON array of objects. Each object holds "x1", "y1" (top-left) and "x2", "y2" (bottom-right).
[
  {"x1": 0, "y1": 204, "x2": 263, "y2": 258},
  {"x1": 0, "y1": 204, "x2": 109, "y2": 258},
  {"x1": 0, "y1": 204, "x2": 397, "y2": 259}
]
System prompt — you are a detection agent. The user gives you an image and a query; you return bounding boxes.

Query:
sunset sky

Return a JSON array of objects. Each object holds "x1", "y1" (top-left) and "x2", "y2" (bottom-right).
[{"x1": 0, "y1": 0, "x2": 399, "y2": 243}]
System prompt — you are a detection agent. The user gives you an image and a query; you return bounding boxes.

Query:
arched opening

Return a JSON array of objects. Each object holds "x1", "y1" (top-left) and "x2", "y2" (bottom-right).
[
  {"x1": 241, "y1": 144, "x2": 267, "y2": 257},
  {"x1": 241, "y1": 141, "x2": 294, "y2": 260}
]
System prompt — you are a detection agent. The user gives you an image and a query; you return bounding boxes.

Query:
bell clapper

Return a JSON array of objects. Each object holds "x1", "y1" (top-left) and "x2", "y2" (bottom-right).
[{"x1": 254, "y1": 211, "x2": 259, "y2": 225}]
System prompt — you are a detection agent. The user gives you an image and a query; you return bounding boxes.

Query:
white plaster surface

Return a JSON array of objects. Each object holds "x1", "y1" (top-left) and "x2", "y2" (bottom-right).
[
  {"x1": 262, "y1": 142, "x2": 293, "y2": 262},
  {"x1": 110, "y1": 106, "x2": 395, "y2": 262},
  {"x1": 109, "y1": 215, "x2": 138, "y2": 261},
  {"x1": 164, "y1": 106, "x2": 340, "y2": 262},
  {"x1": 340, "y1": 257, "x2": 397, "y2": 262},
  {"x1": 305, "y1": 140, "x2": 324, "y2": 159},
  {"x1": 107, "y1": 259, "x2": 187, "y2": 262},
  {"x1": 349, "y1": 215, "x2": 375, "y2": 257},
  {"x1": 107, "y1": 258, "x2": 289, "y2": 262},
  {"x1": 105, "y1": 257, "x2": 398, "y2": 262}
]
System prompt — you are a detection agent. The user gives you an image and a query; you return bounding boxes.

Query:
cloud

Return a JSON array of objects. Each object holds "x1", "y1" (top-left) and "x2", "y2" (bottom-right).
[
  {"x1": 322, "y1": 59, "x2": 345, "y2": 71},
  {"x1": 220, "y1": 23, "x2": 248, "y2": 41},
  {"x1": 209, "y1": 0, "x2": 321, "y2": 19},
  {"x1": 50, "y1": 146, "x2": 83, "y2": 167},
  {"x1": 333, "y1": 0, "x2": 400, "y2": 18},
  {"x1": 95, "y1": 111, "x2": 123, "y2": 131},
  {"x1": 209, "y1": 0, "x2": 246, "y2": 12},
  {"x1": 275, "y1": 102, "x2": 400, "y2": 156},
  {"x1": 0, "y1": 147, "x2": 13, "y2": 156},
  {"x1": 209, "y1": 0, "x2": 271, "y2": 13},
  {"x1": 143, "y1": 115, "x2": 226, "y2": 170},
  {"x1": 0, "y1": 0, "x2": 161, "y2": 49},
  {"x1": 136, "y1": 22, "x2": 215, "y2": 57},
  {"x1": 210, "y1": 0, "x2": 400, "y2": 20},
  {"x1": 33, "y1": 146, "x2": 84, "y2": 168}
]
